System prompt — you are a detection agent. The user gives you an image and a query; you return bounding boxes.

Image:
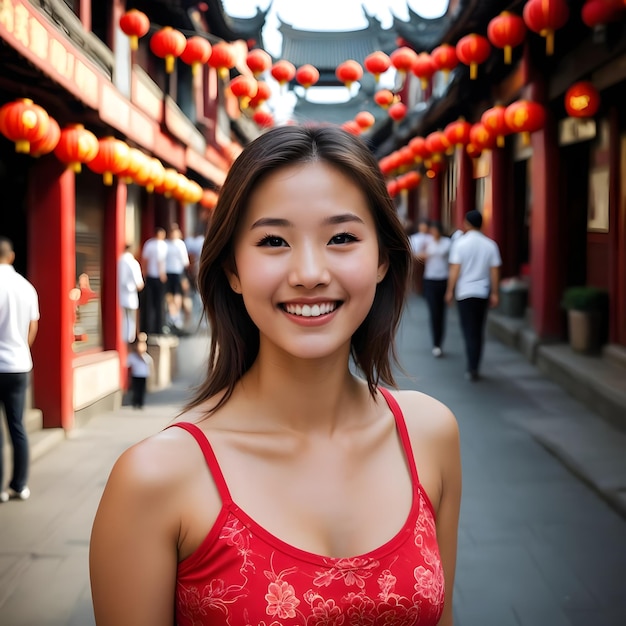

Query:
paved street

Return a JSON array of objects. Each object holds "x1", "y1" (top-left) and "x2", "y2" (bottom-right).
[{"x1": 1, "y1": 295, "x2": 625, "y2": 626}]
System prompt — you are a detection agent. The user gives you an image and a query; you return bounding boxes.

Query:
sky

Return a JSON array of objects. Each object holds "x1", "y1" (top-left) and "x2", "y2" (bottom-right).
[{"x1": 221, "y1": 0, "x2": 449, "y2": 57}]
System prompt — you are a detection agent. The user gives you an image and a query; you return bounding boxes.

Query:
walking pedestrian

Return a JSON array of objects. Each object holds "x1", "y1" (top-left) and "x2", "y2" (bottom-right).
[
  {"x1": 164, "y1": 224, "x2": 189, "y2": 332},
  {"x1": 409, "y1": 219, "x2": 433, "y2": 295},
  {"x1": 90, "y1": 125, "x2": 461, "y2": 625},
  {"x1": 0, "y1": 237, "x2": 39, "y2": 503},
  {"x1": 417, "y1": 221, "x2": 451, "y2": 357},
  {"x1": 445, "y1": 210, "x2": 502, "y2": 381},
  {"x1": 126, "y1": 333, "x2": 153, "y2": 409},
  {"x1": 118, "y1": 244, "x2": 144, "y2": 344},
  {"x1": 141, "y1": 227, "x2": 167, "y2": 335}
]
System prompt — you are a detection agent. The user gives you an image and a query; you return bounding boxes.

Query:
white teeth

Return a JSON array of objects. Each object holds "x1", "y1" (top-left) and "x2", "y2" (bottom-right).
[{"x1": 285, "y1": 302, "x2": 337, "y2": 317}]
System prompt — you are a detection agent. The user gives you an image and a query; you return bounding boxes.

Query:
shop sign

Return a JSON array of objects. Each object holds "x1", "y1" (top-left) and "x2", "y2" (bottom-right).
[
  {"x1": 0, "y1": 0, "x2": 100, "y2": 109},
  {"x1": 558, "y1": 117, "x2": 597, "y2": 146}
]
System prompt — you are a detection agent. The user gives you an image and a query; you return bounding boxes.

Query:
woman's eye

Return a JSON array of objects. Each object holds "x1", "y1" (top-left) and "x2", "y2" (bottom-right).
[
  {"x1": 257, "y1": 235, "x2": 287, "y2": 247},
  {"x1": 329, "y1": 232, "x2": 358, "y2": 245}
]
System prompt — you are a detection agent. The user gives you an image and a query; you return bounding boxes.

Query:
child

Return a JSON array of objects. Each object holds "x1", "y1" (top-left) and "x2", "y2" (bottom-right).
[
  {"x1": 126, "y1": 333, "x2": 152, "y2": 409},
  {"x1": 91, "y1": 126, "x2": 461, "y2": 625}
]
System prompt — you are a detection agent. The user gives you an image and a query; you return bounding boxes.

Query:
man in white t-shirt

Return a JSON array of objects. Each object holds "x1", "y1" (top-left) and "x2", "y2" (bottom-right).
[
  {"x1": 0, "y1": 237, "x2": 39, "y2": 503},
  {"x1": 446, "y1": 210, "x2": 502, "y2": 381},
  {"x1": 409, "y1": 220, "x2": 433, "y2": 295},
  {"x1": 141, "y1": 227, "x2": 168, "y2": 335},
  {"x1": 118, "y1": 244, "x2": 144, "y2": 343},
  {"x1": 165, "y1": 225, "x2": 190, "y2": 331}
]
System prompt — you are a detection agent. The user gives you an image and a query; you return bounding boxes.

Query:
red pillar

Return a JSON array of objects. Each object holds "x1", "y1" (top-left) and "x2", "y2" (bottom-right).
[
  {"x1": 430, "y1": 175, "x2": 442, "y2": 222},
  {"x1": 103, "y1": 180, "x2": 127, "y2": 383},
  {"x1": 456, "y1": 147, "x2": 474, "y2": 230},
  {"x1": 529, "y1": 108, "x2": 562, "y2": 339},
  {"x1": 490, "y1": 147, "x2": 510, "y2": 274},
  {"x1": 28, "y1": 159, "x2": 76, "y2": 430}
]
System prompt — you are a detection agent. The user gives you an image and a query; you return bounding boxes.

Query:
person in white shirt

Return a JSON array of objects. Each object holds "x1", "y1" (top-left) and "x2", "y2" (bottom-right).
[
  {"x1": 409, "y1": 220, "x2": 433, "y2": 295},
  {"x1": 446, "y1": 210, "x2": 502, "y2": 381},
  {"x1": 118, "y1": 244, "x2": 144, "y2": 343},
  {"x1": 0, "y1": 237, "x2": 39, "y2": 503},
  {"x1": 165, "y1": 225, "x2": 190, "y2": 331},
  {"x1": 416, "y1": 221, "x2": 451, "y2": 357},
  {"x1": 141, "y1": 227, "x2": 168, "y2": 335}
]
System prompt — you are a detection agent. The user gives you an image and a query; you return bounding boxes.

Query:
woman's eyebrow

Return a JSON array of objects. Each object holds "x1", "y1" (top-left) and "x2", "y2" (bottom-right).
[{"x1": 250, "y1": 213, "x2": 365, "y2": 230}]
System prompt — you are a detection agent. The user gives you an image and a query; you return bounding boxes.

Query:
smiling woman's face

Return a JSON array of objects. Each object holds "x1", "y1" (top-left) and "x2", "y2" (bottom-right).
[{"x1": 227, "y1": 160, "x2": 388, "y2": 361}]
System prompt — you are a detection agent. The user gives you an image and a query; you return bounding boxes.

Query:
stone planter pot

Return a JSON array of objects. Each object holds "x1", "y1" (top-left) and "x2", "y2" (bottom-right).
[{"x1": 567, "y1": 309, "x2": 602, "y2": 354}]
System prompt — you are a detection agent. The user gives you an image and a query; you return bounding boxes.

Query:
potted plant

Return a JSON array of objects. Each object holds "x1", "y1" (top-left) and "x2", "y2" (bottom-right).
[{"x1": 560, "y1": 286, "x2": 609, "y2": 354}]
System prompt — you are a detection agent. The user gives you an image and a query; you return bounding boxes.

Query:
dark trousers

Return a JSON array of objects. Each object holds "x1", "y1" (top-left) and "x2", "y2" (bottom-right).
[
  {"x1": 423, "y1": 278, "x2": 448, "y2": 348},
  {"x1": 142, "y1": 276, "x2": 165, "y2": 335},
  {"x1": 456, "y1": 297, "x2": 489, "y2": 373},
  {"x1": 131, "y1": 376, "x2": 147, "y2": 408},
  {"x1": 0, "y1": 372, "x2": 29, "y2": 491}
]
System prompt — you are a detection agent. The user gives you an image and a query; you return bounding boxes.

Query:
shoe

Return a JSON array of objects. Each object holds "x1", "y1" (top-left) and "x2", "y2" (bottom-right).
[
  {"x1": 0, "y1": 491, "x2": 8, "y2": 503},
  {"x1": 7, "y1": 486, "x2": 30, "y2": 500},
  {"x1": 432, "y1": 347, "x2": 443, "y2": 358},
  {"x1": 465, "y1": 371, "x2": 479, "y2": 382}
]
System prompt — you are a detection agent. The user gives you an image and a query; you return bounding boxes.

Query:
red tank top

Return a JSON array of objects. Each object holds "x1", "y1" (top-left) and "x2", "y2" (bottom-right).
[{"x1": 171, "y1": 388, "x2": 445, "y2": 625}]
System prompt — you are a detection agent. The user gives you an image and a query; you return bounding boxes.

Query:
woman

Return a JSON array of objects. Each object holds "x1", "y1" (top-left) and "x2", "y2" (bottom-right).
[
  {"x1": 417, "y1": 221, "x2": 452, "y2": 358},
  {"x1": 90, "y1": 126, "x2": 461, "y2": 625}
]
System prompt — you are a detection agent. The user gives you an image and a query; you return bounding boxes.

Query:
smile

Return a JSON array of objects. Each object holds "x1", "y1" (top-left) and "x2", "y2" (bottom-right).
[{"x1": 282, "y1": 302, "x2": 340, "y2": 317}]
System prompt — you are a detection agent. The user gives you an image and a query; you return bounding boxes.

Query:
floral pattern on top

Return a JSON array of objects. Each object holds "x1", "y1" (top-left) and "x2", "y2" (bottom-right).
[{"x1": 176, "y1": 490, "x2": 444, "y2": 626}]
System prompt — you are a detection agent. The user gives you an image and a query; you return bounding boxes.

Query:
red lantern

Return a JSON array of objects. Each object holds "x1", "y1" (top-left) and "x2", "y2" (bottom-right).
[
  {"x1": 341, "y1": 120, "x2": 362, "y2": 135},
  {"x1": 564, "y1": 81, "x2": 600, "y2": 118},
  {"x1": 581, "y1": 0, "x2": 624, "y2": 27},
  {"x1": 425, "y1": 131, "x2": 451, "y2": 160},
  {"x1": 295, "y1": 64, "x2": 320, "y2": 90},
  {"x1": 504, "y1": 100, "x2": 546, "y2": 144},
  {"x1": 143, "y1": 158, "x2": 165, "y2": 193},
  {"x1": 180, "y1": 36, "x2": 212, "y2": 76},
  {"x1": 387, "y1": 179, "x2": 400, "y2": 197},
  {"x1": 246, "y1": 48, "x2": 272, "y2": 77},
  {"x1": 408, "y1": 136, "x2": 431, "y2": 161},
  {"x1": 355, "y1": 111, "x2": 375, "y2": 130},
  {"x1": 200, "y1": 189, "x2": 219, "y2": 210},
  {"x1": 397, "y1": 171, "x2": 422, "y2": 191},
  {"x1": 364, "y1": 51, "x2": 391, "y2": 82},
  {"x1": 444, "y1": 119, "x2": 472, "y2": 147},
  {"x1": 271, "y1": 60, "x2": 296, "y2": 86},
  {"x1": 411, "y1": 53, "x2": 437, "y2": 90},
  {"x1": 0, "y1": 98, "x2": 49, "y2": 154},
  {"x1": 466, "y1": 143, "x2": 483, "y2": 159},
  {"x1": 487, "y1": 11, "x2": 526, "y2": 65},
  {"x1": 374, "y1": 89, "x2": 395, "y2": 109},
  {"x1": 150, "y1": 27, "x2": 186, "y2": 74},
  {"x1": 390, "y1": 47, "x2": 418, "y2": 76},
  {"x1": 456, "y1": 34, "x2": 491, "y2": 80},
  {"x1": 154, "y1": 167, "x2": 179, "y2": 197},
  {"x1": 470, "y1": 123, "x2": 497, "y2": 151},
  {"x1": 398, "y1": 146, "x2": 415, "y2": 168},
  {"x1": 53, "y1": 123, "x2": 99, "y2": 172},
  {"x1": 252, "y1": 109, "x2": 274, "y2": 128},
  {"x1": 336, "y1": 60, "x2": 363, "y2": 89},
  {"x1": 229, "y1": 75, "x2": 258, "y2": 109},
  {"x1": 481, "y1": 105, "x2": 510, "y2": 147},
  {"x1": 523, "y1": 0, "x2": 569, "y2": 56},
  {"x1": 30, "y1": 116, "x2": 60, "y2": 157},
  {"x1": 119, "y1": 9, "x2": 150, "y2": 51},
  {"x1": 248, "y1": 81, "x2": 272, "y2": 109},
  {"x1": 388, "y1": 102, "x2": 407, "y2": 122},
  {"x1": 207, "y1": 42, "x2": 236, "y2": 79},
  {"x1": 119, "y1": 148, "x2": 148, "y2": 184},
  {"x1": 431, "y1": 44, "x2": 459, "y2": 80},
  {"x1": 87, "y1": 137, "x2": 131, "y2": 185}
]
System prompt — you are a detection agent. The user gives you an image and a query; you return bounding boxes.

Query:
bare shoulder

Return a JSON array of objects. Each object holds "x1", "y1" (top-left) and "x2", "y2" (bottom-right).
[{"x1": 382, "y1": 388, "x2": 459, "y2": 445}]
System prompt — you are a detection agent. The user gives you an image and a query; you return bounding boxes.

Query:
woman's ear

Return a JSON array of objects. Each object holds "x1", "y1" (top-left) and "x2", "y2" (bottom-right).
[
  {"x1": 223, "y1": 263, "x2": 241, "y2": 294},
  {"x1": 377, "y1": 258, "x2": 389, "y2": 283}
]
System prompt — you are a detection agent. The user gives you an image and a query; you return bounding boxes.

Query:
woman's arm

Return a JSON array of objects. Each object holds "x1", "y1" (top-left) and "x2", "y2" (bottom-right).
[{"x1": 89, "y1": 437, "x2": 182, "y2": 625}]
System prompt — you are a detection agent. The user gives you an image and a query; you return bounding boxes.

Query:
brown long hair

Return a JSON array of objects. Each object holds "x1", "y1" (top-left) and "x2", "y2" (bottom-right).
[{"x1": 185, "y1": 125, "x2": 412, "y2": 415}]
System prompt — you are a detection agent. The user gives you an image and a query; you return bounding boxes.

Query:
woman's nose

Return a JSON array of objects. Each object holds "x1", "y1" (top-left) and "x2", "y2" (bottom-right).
[{"x1": 288, "y1": 244, "x2": 331, "y2": 288}]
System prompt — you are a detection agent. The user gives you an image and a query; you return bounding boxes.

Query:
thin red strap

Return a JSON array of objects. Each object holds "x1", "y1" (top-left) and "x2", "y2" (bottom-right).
[
  {"x1": 378, "y1": 387, "x2": 420, "y2": 486},
  {"x1": 166, "y1": 422, "x2": 233, "y2": 503}
]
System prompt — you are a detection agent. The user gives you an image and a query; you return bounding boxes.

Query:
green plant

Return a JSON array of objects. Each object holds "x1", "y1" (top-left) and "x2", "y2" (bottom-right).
[{"x1": 561, "y1": 286, "x2": 609, "y2": 312}]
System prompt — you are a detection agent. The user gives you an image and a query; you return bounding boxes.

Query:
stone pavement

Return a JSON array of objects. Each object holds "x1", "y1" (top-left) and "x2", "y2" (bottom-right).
[{"x1": 0, "y1": 295, "x2": 625, "y2": 625}]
